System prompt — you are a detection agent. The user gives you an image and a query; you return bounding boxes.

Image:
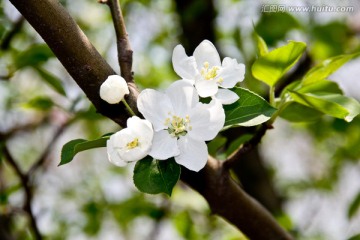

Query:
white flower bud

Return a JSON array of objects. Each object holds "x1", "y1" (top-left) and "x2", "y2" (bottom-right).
[{"x1": 100, "y1": 75, "x2": 130, "y2": 104}]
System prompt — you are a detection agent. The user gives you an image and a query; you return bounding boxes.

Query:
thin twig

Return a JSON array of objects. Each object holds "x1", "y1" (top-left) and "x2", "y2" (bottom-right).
[
  {"x1": 0, "y1": 118, "x2": 47, "y2": 142},
  {"x1": 0, "y1": 74, "x2": 13, "y2": 81},
  {"x1": 101, "y1": 0, "x2": 133, "y2": 82},
  {"x1": 3, "y1": 146, "x2": 43, "y2": 240},
  {"x1": 1, "y1": 16, "x2": 25, "y2": 50},
  {"x1": 223, "y1": 123, "x2": 271, "y2": 170},
  {"x1": 27, "y1": 119, "x2": 73, "y2": 176}
]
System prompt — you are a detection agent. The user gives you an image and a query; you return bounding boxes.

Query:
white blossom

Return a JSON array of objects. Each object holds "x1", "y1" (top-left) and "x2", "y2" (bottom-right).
[
  {"x1": 172, "y1": 40, "x2": 245, "y2": 104},
  {"x1": 107, "y1": 116, "x2": 153, "y2": 166},
  {"x1": 137, "y1": 80, "x2": 225, "y2": 172},
  {"x1": 100, "y1": 75, "x2": 130, "y2": 104}
]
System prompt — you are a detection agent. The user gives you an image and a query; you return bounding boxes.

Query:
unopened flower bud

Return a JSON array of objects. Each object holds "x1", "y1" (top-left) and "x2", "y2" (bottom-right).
[{"x1": 100, "y1": 75, "x2": 129, "y2": 104}]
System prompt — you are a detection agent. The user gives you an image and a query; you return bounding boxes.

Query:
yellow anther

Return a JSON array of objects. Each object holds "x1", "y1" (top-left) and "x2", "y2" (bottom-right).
[
  {"x1": 126, "y1": 138, "x2": 139, "y2": 149},
  {"x1": 165, "y1": 114, "x2": 192, "y2": 138},
  {"x1": 217, "y1": 77, "x2": 224, "y2": 84},
  {"x1": 203, "y1": 62, "x2": 210, "y2": 69},
  {"x1": 201, "y1": 61, "x2": 220, "y2": 81},
  {"x1": 164, "y1": 118, "x2": 170, "y2": 126}
]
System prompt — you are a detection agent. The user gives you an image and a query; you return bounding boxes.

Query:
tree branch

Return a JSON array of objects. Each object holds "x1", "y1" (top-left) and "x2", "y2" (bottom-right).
[
  {"x1": 100, "y1": 0, "x2": 133, "y2": 83},
  {"x1": 9, "y1": 0, "x2": 293, "y2": 239},
  {"x1": 0, "y1": 118, "x2": 46, "y2": 142},
  {"x1": 9, "y1": 0, "x2": 137, "y2": 127},
  {"x1": 28, "y1": 119, "x2": 74, "y2": 176},
  {"x1": 3, "y1": 146, "x2": 43, "y2": 240},
  {"x1": 181, "y1": 158, "x2": 293, "y2": 240}
]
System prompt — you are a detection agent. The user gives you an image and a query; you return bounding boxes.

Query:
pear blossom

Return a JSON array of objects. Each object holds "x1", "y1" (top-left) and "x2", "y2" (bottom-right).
[
  {"x1": 137, "y1": 80, "x2": 225, "y2": 172},
  {"x1": 172, "y1": 40, "x2": 245, "y2": 104},
  {"x1": 107, "y1": 116, "x2": 153, "y2": 167},
  {"x1": 100, "y1": 75, "x2": 130, "y2": 104}
]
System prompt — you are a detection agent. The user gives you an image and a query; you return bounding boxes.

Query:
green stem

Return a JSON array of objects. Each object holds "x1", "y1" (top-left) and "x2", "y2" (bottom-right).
[
  {"x1": 121, "y1": 98, "x2": 136, "y2": 116},
  {"x1": 269, "y1": 86, "x2": 275, "y2": 107},
  {"x1": 268, "y1": 97, "x2": 288, "y2": 125}
]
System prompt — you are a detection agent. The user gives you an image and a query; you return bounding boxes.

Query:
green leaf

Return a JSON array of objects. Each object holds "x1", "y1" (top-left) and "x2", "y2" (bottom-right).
[
  {"x1": 252, "y1": 41, "x2": 306, "y2": 87},
  {"x1": 280, "y1": 80, "x2": 301, "y2": 99},
  {"x1": 254, "y1": 33, "x2": 268, "y2": 57},
  {"x1": 289, "y1": 91, "x2": 360, "y2": 122},
  {"x1": 348, "y1": 191, "x2": 360, "y2": 219},
  {"x1": 297, "y1": 79, "x2": 343, "y2": 94},
  {"x1": 22, "y1": 96, "x2": 54, "y2": 111},
  {"x1": 255, "y1": 12, "x2": 301, "y2": 46},
  {"x1": 303, "y1": 53, "x2": 360, "y2": 85},
  {"x1": 59, "y1": 137, "x2": 109, "y2": 166},
  {"x1": 348, "y1": 233, "x2": 360, "y2": 240},
  {"x1": 15, "y1": 44, "x2": 54, "y2": 69},
  {"x1": 133, "y1": 157, "x2": 181, "y2": 196},
  {"x1": 35, "y1": 67, "x2": 66, "y2": 96},
  {"x1": 207, "y1": 135, "x2": 227, "y2": 157},
  {"x1": 280, "y1": 102, "x2": 323, "y2": 122},
  {"x1": 224, "y1": 88, "x2": 277, "y2": 127}
]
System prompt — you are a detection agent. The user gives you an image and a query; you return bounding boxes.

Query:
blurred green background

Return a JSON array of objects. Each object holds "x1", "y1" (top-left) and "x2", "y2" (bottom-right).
[{"x1": 1, "y1": 0, "x2": 360, "y2": 239}]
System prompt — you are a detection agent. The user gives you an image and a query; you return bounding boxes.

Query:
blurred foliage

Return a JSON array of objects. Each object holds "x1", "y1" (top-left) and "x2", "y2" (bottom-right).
[
  {"x1": 255, "y1": 12, "x2": 301, "y2": 46},
  {"x1": 1, "y1": 0, "x2": 360, "y2": 240}
]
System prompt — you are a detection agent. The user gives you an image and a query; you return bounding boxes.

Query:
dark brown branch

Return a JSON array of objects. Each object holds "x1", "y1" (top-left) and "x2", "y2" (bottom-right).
[
  {"x1": 224, "y1": 123, "x2": 271, "y2": 170},
  {"x1": 101, "y1": 0, "x2": 133, "y2": 83},
  {"x1": 231, "y1": 147, "x2": 284, "y2": 215},
  {"x1": 181, "y1": 158, "x2": 293, "y2": 240},
  {"x1": 0, "y1": 74, "x2": 13, "y2": 81},
  {"x1": 3, "y1": 147, "x2": 42, "y2": 240},
  {"x1": 9, "y1": 0, "x2": 137, "y2": 127}
]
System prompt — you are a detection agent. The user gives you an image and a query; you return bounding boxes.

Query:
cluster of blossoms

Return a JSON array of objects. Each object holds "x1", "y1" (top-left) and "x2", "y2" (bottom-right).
[{"x1": 100, "y1": 40, "x2": 245, "y2": 172}]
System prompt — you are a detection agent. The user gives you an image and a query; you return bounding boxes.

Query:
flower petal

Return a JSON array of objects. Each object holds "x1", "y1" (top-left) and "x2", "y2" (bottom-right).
[
  {"x1": 127, "y1": 116, "x2": 153, "y2": 142},
  {"x1": 214, "y1": 88, "x2": 239, "y2": 105},
  {"x1": 172, "y1": 44, "x2": 198, "y2": 81},
  {"x1": 166, "y1": 80, "x2": 199, "y2": 117},
  {"x1": 107, "y1": 133, "x2": 127, "y2": 167},
  {"x1": 188, "y1": 100, "x2": 225, "y2": 141},
  {"x1": 193, "y1": 40, "x2": 221, "y2": 71},
  {"x1": 218, "y1": 57, "x2": 245, "y2": 88},
  {"x1": 119, "y1": 147, "x2": 148, "y2": 163},
  {"x1": 137, "y1": 89, "x2": 174, "y2": 131},
  {"x1": 149, "y1": 130, "x2": 180, "y2": 160},
  {"x1": 195, "y1": 77, "x2": 218, "y2": 98},
  {"x1": 126, "y1": 116, "x2": 153, "y2": 154},
  {"x1": 175, "y1": 136, "x2": 208, "y2": 172}
]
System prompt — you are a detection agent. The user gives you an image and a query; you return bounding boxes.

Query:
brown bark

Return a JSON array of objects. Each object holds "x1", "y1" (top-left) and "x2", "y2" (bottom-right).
[
  {"x1": 8, "y1": 0, "x2": 137, "y2": 127},
  {"x1": 9, "y1": 0, "x2": 293, "y2": 239}
]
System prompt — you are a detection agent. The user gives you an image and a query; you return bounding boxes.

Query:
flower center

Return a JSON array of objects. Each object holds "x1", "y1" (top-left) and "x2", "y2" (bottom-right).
[
  {"x1": 200, "y1": 62, "x2": 223, "y2": 83},
  {"x1": 164, "y1": 114, "x2": 192, "y2": 138},
  {"x1": 126, "y1": 138, "x2": 139, "y2": 149}
]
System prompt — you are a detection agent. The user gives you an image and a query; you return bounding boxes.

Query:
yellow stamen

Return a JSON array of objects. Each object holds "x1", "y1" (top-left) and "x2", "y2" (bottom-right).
[
  {"x1": 165, "y1": 114, "x2": 192, "y2": 138},
  {"x1": 201, "y1": 62, "x2": 220, "y2": 80},
  {"x1": 126, "y1": 138, "x2": 139, "y2": 149}
]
